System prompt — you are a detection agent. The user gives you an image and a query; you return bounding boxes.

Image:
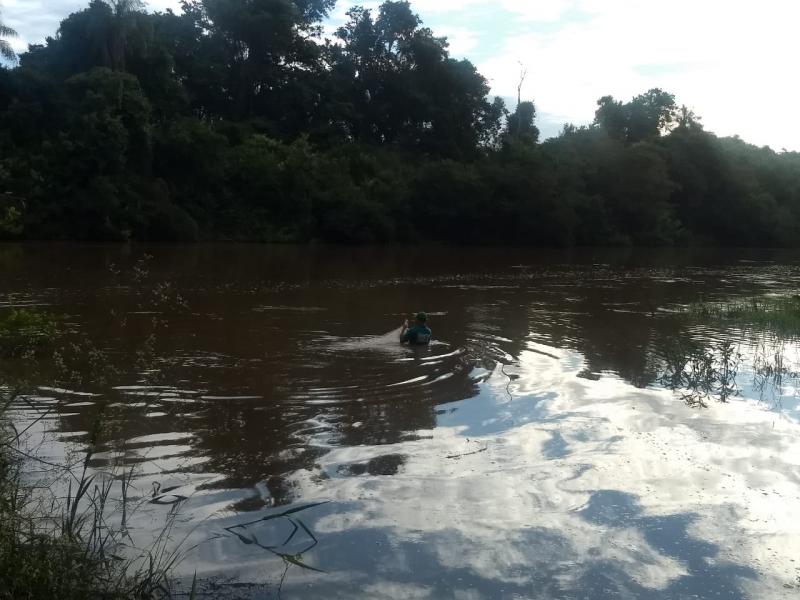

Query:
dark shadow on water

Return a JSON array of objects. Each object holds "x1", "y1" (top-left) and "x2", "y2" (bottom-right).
[{"x1": 336, "y1": 454, "x2": 406, "y2": 477}]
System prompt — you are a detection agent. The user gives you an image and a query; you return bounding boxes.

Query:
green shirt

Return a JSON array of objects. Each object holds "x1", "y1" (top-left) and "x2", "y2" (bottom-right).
[{"x1": 402, "y1": 324, "x2": 432, "y2": 345}]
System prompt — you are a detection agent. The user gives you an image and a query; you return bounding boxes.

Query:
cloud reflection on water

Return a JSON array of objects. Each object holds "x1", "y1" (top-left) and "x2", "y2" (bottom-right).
[
  {"x1": 189, "y1": 345, "x2": 800, "y2": 599},
  {"x1": 5, "y1": 245, "x2": 800, "y2": 598}
]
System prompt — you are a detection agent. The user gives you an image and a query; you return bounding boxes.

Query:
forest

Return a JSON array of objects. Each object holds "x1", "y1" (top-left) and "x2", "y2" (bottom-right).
[{"x1": 1, "y1": 0, "x2": 799, "y2": 245}]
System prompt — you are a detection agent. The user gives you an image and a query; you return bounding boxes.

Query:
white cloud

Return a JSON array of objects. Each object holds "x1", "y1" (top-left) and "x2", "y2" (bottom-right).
[
  {"x1": 270, "y1": 342, "x2": 800, "y2": 598},
  {"x1": 2, "y1": 0, "x2": 81, "y2": 51},
  {"x1": 477, "y1": 0, "x2": 800, "y2": 149},
  {"x1": 145, "y1": 0, "x2": 181, "y2": 11},
  {"x1": 406, "y1": 0, "x2": 569, "y2": 21},
  {"x1": 3, "y1": 0, "x2": 798, "y2": 149},
  {"x1": 497, "y1": 0, "x2": 573, "y2": 22},
  {"x1": 434, "y1": 25, "x2": 479, "y2": 57},
  {"x1": 2, "y1": 0, "x2": 181, "y2": 52},
  {"x1": 405, "y1": 0, "x2": 486, "y2": 14}
]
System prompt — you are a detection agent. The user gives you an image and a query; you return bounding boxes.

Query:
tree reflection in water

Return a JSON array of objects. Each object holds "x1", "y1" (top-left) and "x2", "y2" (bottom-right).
[
  {"x1": 751, "y1": 338, "x2": 800, "y2": 411},
  {"x1": 656, "y1": 328, "x2": 800, "y2": 414},
  {"x1": 4, "y1": 245, "x2": 800, "y2": 597},
  {"x1": 658, "y1": 338, "x2": 741, "y2": 408}
]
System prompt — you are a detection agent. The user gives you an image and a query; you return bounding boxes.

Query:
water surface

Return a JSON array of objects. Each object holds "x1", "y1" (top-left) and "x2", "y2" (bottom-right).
[{"x1": 3, "y1": 244, "x2": 800, "y2": 599}]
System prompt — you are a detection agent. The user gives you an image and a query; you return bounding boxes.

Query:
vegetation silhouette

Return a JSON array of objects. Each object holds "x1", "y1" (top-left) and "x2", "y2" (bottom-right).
[
  {"x1": 0, "y1": 8, "x2": 15, "y2": 63},
  {"x1": 0, "y1": 0, "x2": 797, "y2": 244}
]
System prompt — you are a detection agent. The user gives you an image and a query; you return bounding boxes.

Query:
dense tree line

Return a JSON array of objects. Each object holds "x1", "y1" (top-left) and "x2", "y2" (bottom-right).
[{"x1": 0, "y1": 0, "x2": 798, "y2": 245}]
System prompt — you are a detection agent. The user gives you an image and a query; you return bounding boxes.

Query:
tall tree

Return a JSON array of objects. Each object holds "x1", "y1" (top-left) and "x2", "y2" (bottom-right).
[
  {"x1": 180, "y1": 0, "x2": 334, "y2": 121},
  {"x1": 595, "y1": 88, "x2": 677, "y2": 143},
  {"x1": 626, "y1": 88, "x2": 677, "y2": 142},
  {"x1": 105, "y1": 0, "x2": 147, "y2": 71},
  {"x1": 594, "y1": 95, "x2": 627, "y2": 140},
  {"x1": 331, "y1": 1, "x2": 502, "y2": 156},
  {"x1": 0, "y1": 8, "x2": 17, "y2": 62},
  {"x1": 21, "y1": 0, "x2": 149, "y2": 77},
  {"x1": 505, "y1": 101, "x2": 539, "y2": 144},
  {"x1": 2, "y1": 0, "x2": 798, "y2": 247},
  {"x1": 676, "y1": 104, "x2": 702, "y2": 131}
]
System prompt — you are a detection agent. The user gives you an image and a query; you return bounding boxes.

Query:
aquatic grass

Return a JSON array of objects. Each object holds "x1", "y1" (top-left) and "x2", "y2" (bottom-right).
[
  {"x1": 665, "y1": 295, "x2": 800, "y2": 409},
  {"x1": 0, "y1": 387, "x2": 195, "y2": 599},
  {"x1": 0, "y1": 259, "x2": 201, "y2": 599},
  {"x1": 0, "y1": 308, "x2": 59, "y2": 358},
  {"x1": 0, "y1": 394, "x2": 121, "y2": 600},
  {"x1": 684, "y1": 295, "x2": 800, "y2": 337}
]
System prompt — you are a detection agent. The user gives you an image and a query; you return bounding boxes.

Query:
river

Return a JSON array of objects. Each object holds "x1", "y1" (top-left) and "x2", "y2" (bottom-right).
[{"x1": 2, "y1": 243, "x2": 800, "y2": 599}]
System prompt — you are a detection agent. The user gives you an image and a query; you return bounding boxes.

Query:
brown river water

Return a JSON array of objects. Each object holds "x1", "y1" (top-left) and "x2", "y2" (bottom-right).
[{"x1": 2, "y1": 243, "x2": 800, "y2": 599}]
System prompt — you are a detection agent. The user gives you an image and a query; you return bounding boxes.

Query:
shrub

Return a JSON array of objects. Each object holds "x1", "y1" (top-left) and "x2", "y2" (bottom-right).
[{"x1": 0, "y1": 309, "x2": 58, "y2": 357}]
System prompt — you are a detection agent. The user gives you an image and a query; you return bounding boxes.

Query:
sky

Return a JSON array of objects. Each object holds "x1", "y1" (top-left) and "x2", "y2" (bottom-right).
[{"x1": 3, "y1": 0, "x2": 799, "y2": 150}]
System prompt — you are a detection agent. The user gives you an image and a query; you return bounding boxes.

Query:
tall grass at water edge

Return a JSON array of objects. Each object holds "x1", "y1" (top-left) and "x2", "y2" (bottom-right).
[
  {"x1": 685, "y1": 295, "x2": 800, "y2": 337},
  {"x1": 0, "y1": 299, "x2": 192, "y2": 598},
  {"x1": 0, "y1": 416, "x2": 188, "y2": 599}
]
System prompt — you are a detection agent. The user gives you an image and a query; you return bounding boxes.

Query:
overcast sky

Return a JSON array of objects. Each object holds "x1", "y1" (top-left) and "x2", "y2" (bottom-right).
[{"x1": 3, "y1": 0, "x2": 799, "y2": 150}]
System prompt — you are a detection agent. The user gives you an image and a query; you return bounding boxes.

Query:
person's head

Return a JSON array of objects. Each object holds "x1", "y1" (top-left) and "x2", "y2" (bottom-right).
[{"x1": 415, "y1": 312, "x2": 428, "y2": 325}]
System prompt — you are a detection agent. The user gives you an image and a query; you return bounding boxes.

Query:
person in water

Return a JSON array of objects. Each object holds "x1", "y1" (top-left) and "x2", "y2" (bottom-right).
[{"x1": 400, "y1": 312, "x2": 432, "y2": 345}]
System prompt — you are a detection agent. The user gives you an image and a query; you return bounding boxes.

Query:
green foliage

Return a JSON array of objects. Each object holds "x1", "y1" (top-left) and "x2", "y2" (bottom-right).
[
  {"x1": 329, "y1": 1, "x2": 501, "y2": 156},
  {"x1": 0, "y1": 206, "x2": 23, "y2": 237},
  {"x1": 0, "y1": 0, "x2": 798, "y2": 246},
  {"x1": 505, "y1": 101, "x2": 540, "y2": 145},
  {"x1": 0, "y1": 309, "x2": 58, "y2": 357},
  {"x1": 605, "y1": 143, "x2": 683, "y2": 245},
  {"x1": 686, "y1": 295, "x2": 800, "y2": 337},
  {"x1": 0, "y1": 403, "x2": 186, "y2": 600},
  {"x1": 0, "y1": 10, "x2": 17, "y2": 63},
  {"x1": 595, "y1": 88, "x2": 678, "y2": 143},
  {"x1": 0, "y1": 484, "x2": 122, "y2": 600}
]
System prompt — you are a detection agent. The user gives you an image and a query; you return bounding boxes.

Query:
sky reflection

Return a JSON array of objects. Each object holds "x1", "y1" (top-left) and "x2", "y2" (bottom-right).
[{"x1": 4, "y1": 245, "x2": 800, "y2": 598}]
